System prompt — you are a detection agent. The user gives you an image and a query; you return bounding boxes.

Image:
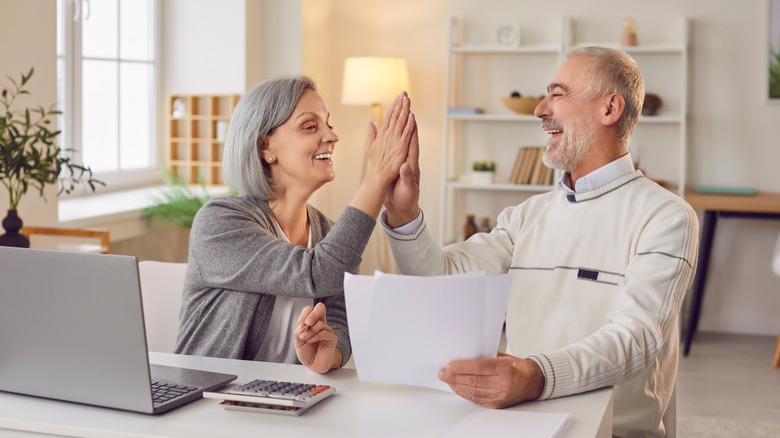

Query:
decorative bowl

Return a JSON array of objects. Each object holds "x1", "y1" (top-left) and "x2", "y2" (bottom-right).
[{"x1": 500, "y1": 96, "x2": 544, "y2": 115}]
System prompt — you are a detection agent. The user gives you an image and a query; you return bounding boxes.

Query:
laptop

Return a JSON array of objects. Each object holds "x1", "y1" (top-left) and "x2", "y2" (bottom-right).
[{"x1": 0, "y1": 246, "x2": 236, "y2": 414}]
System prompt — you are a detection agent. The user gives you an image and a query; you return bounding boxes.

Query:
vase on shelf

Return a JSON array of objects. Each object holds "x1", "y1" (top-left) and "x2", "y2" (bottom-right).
[
  {"x1": 0, "y1": 210, "x2": 30, "y2": 248},
  {"x1": 472, "y1": 171, "x2": 495, "y2": 185}
]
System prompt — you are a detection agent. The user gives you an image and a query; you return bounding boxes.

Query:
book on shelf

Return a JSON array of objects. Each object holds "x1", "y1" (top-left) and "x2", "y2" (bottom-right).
[
  {"x1": 509, "y1": 148, "x2": 527, "y2": 184},
  {"x1": 528, "y1": 150, "x2": 545, "y2": 185},
  {"x1": 509, "y1": 146, "x2": 550, "y2": 185}
]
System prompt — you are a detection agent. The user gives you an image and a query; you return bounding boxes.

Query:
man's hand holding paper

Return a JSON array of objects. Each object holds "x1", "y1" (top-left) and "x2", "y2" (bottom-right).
[{"x1": 437, "y1": 351, "x2": 545, "y2": 409}]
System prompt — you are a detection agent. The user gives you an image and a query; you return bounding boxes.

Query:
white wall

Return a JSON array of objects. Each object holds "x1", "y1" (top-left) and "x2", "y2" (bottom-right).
[
  {"x1": 302, "y1": 0, "x2": 780, "y2": 335},
  {"x1": 0, "y1": 0, "x2": 59, "y2": 227},
  {"x1": 162, "y1": 0, "x2": 302, "y2": 95},
  {"x1": 161, "y1": 0, "x2": 247, "y2": 94}
]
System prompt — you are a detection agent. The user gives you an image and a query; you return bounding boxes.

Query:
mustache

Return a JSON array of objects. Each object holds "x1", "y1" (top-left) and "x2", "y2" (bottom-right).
[{"x1": 542, "y1": 120, "x2": 562, "y2": 131}]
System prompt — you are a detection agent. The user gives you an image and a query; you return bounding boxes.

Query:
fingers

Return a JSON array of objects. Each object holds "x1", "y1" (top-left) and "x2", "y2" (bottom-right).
[
  {"x1": 381, "y1": 92, "x2": 411, "y2": 137},
  {"x1": 408, "y1": 120, "x2": 420, "y2": 174},
  {"x1": 296, "y1": 305, "x2": 313, "y2": 331},
  {"x1": 301, "y1": 323, "x2": 336, "y2": 344},
  {"x1": 295, "y1": 302, "x2": 325, "y2": 335},
  {"x1": 304, "y1": 302, "x2": 327, "y2": 328},
  {"x1": 442, "y1": 358, "x2": 503, "y2": 377},
  {"x1": 298, "y1": 303, "x2": 333, "y2": 344},
  {"x1": 438, "y1": 356, "x2": 541, "y2": 409},
  {"x1": 446, "y1": 382, "x2": 509, "y2": 409},
  {"x1": 381, "y1": 93, "x2": 402, "y2": 129},
  {"x1": 437, "y1": 361, "x2": 512, "y2": 409},
  {"x1": 393, "y1": 95, "x2": 412, "y2": 138},
  {"x1": 365, "y1": 121, "x2": 378, "y2": 152}
]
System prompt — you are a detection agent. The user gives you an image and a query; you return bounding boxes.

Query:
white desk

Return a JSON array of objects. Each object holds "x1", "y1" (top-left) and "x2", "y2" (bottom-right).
[{"x1": 0, "y1": 353, "x2": 613, "y2": 437}]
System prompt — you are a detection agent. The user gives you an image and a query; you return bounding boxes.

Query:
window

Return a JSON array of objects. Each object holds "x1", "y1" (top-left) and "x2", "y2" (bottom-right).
[{"x1": 57, "y1": 0, "x2": 159, "y2": 193}]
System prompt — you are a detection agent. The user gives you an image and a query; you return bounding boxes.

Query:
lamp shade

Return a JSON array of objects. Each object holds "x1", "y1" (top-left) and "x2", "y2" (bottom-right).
[{"x1": 341, "y1": 57, "x2": 410, "y2": 105}]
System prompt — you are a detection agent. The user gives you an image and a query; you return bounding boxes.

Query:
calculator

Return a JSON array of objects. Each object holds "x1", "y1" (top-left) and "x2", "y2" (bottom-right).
[{"x1": 203, "y1": 379, "x2": 336, "y2": 416}]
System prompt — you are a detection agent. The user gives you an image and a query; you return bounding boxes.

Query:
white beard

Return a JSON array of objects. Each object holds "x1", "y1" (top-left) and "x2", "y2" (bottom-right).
[{"x1": 542, "y1": 117, "x2": 597, "y2": 173}]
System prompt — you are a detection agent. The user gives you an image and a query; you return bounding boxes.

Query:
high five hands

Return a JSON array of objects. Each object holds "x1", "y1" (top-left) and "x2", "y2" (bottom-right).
[{"x1": 350, "y1": 91, "x2": 416, "y2": 220}]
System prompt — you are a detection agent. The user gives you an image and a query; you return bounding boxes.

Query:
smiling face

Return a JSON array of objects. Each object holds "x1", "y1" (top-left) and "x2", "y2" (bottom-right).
[
  {"x1": 261, "y1": 89, "x2": 339, "y2": 195},
  {"x1": 534, "y1": 55, "x2": 600, "y2": 173}
]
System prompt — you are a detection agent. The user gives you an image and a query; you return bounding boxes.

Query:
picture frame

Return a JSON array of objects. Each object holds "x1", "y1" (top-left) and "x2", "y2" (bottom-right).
[
  {"x1": 770, "y1": 0, "x2": 780, "y2": 100},
  {"x1": 496, "y1": 25, "x2": 521, "y2": 46}
]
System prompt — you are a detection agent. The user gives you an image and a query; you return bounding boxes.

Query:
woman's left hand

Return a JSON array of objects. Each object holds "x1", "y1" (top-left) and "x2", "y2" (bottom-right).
[{"x1": 294, "y1": 302, "x2": 341, "y2": 373}]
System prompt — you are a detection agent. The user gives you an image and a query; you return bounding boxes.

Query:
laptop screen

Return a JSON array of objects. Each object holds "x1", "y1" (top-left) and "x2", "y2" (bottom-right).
[{"x1": 0, "y1": 247, "x2": 156, "y2": 412}]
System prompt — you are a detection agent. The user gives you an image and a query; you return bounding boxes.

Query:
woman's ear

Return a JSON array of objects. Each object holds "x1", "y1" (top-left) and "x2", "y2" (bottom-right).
[
  {"x1": 258, "y1": 139, "x2": 275, "y2": 164},
  {"x1": 601, "y1": 92, "x2": 625, "y2": 127}
]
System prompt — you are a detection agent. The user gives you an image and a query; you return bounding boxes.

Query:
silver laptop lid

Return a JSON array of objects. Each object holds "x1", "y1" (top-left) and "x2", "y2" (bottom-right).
[{"x1": 0, "y1": 247, "x2": 154, "y2": 413}]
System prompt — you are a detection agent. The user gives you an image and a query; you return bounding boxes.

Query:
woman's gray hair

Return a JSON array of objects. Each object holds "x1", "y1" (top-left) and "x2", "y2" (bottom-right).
[
  {"x1": 566, "y1": 46, "x2": 645, "y2": 146},
  {"x1": 222, "y1": 75, "x2": 317, "y2": 199}
]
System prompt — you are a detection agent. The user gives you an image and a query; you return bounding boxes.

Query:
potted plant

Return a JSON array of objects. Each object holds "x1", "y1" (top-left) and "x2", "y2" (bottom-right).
[
  {"x1": 143, "y1": 168, "x2": 212, "y2": 229},
  {"x1": 471, "y1": 160, "x2": 496, "y2": 185},
  {"x1": 0, "y1": 68, "x2": 103, "y2": 248}
]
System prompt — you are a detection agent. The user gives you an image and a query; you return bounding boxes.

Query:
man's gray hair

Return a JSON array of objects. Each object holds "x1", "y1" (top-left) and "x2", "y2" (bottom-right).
[
  {"x1": 566, "y1": 46, "x2": 645, "y2": 146},
  {"x1": 222, "y1": 75, "x2": 317, "y2": 199}
]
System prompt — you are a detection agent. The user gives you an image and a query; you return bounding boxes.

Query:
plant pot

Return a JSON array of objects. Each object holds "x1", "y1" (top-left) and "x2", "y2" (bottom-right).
[
  {"x1": 472, "y1": 171, "x2": 495, "y2": 185},
  {"x1": 0, "y1": 210, "x2": 30, "y2": 248}
]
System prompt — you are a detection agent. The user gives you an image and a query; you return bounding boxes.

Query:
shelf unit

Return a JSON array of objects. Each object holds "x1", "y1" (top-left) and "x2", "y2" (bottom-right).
[
  {"x1": 167, "y1": 94, "x2": 241, "y2": 186},
  {"x1": 439, "y1": 16, "x2": 689, "y2": 245}
]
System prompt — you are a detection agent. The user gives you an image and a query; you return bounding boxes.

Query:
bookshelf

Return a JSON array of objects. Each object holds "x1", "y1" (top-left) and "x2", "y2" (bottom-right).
[
  {"x1": 167, "y1": 94, "x2": 241, "y2": 186},
  {"x1": 439, "y1": 16, "x2": 689, "y2": 245}
]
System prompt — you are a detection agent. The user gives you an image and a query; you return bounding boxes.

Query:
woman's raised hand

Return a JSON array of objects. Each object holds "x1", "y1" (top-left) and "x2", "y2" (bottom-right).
[
  {"x1": 365, "y1": 92, "x2": 415, "y2": 186},
  {"x1": 349, "y1": 92, "x2": 416, "y2": 219}
]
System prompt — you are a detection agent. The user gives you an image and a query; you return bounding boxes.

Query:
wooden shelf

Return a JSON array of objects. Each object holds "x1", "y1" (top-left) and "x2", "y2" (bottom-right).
[{"x1": 167, "y1": 94, "x2": 240, "y2": 185}]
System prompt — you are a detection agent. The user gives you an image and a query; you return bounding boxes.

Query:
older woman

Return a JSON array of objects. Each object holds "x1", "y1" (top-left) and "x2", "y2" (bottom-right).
[{"x1": 175, "y1": 75, "x2": 415, "y2": 373}]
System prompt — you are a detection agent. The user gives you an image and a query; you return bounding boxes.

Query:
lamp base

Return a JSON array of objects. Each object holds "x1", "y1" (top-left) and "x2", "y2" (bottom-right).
[{"x1": 371, "y1": 103, "x2": 383, "y2": 129}]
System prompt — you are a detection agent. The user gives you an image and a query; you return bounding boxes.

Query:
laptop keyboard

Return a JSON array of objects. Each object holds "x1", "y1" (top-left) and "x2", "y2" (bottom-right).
[{"x1": 152, "y1": 380, "x2": 199, "y2": 405}]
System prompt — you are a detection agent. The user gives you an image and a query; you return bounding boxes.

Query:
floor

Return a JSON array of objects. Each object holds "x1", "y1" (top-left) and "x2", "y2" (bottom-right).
[{"x1": 676, "y1": 332, "x2": 780, "y2": 437}]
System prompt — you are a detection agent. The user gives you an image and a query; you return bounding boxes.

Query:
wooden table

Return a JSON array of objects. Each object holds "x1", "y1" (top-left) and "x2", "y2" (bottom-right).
[{"x1": 683, "y1": 191, "x2": 780, "y2": 356}]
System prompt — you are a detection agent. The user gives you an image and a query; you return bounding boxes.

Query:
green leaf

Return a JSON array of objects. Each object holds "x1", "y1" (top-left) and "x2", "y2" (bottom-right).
[{"x1": 1, "y1": 67, "x2": 104, "y2": 209}]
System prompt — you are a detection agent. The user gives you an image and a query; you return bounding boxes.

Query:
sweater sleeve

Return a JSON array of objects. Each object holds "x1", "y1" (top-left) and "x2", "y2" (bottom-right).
[
  {"x1": 384, "y1": 209, "x2": 515, "y2": 276},
  {"x1": 535, "y1": 198, "x2": 699, "y2": 400},
  {"x1": 189, "y1": 197, "x2": 375, "y2": 299}
]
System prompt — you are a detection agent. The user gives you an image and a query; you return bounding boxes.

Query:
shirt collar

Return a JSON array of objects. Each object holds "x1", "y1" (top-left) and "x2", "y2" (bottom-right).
[{"x1": 557, "y1": 153, "x2": 635, "y2": 195}]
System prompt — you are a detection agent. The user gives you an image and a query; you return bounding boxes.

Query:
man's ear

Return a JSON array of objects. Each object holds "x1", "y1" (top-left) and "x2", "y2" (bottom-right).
[{"x1": 601, "y1": 92, "x2": 625, "y2": 127}]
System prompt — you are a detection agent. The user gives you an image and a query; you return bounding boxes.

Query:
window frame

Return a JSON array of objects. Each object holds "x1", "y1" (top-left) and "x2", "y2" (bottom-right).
[{"x1": 57, "y1": 0, "x2": 162, "y2": 198}]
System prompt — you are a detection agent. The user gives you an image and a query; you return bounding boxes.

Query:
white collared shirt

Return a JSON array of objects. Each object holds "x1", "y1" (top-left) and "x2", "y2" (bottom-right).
[{"x1": 557, "y1": 153, "x2": 635, "y2": 195}]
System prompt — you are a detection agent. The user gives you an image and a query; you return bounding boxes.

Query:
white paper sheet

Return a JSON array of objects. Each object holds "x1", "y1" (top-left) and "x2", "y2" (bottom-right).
[
  {"x1": 444, "y1": 410, "x2": 573, "y2": 438},
  {"x1": 344, "y1": 271, "x2": 511, "y2": 392}
]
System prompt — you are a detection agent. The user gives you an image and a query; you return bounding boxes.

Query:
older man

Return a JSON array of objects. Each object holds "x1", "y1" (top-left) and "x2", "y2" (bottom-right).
[{"x1": 382, "y1": 46, "x2": 699, "y2": 437}]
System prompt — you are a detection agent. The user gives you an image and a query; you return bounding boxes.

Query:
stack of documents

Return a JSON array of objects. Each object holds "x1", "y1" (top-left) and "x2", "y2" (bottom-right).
[{"x1": 344, "y1": 271, "x2": 512, "y2": 392}]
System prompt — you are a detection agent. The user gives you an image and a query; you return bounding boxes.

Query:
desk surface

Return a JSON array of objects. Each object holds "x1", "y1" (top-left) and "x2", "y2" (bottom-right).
[
  {"x1": 0, "y1": 353, "x2": 613, "y2": 438},
  {"x1": 685, "y1": 191, "x2": 780, "y2": 213}
]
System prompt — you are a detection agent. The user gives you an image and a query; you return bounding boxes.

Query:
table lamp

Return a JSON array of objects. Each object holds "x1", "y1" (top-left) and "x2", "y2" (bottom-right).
[{"x1": 341, "y1": 57, "x2": 410, "y2": 129}]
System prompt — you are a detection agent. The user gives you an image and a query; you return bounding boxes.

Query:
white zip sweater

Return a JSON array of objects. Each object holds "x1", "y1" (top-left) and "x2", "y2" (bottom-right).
[{"x1": 385, "y1": 171, "x2": 699, "y2": 437}]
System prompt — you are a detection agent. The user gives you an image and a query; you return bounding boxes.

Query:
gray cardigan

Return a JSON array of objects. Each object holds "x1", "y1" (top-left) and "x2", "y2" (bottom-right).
[{"x1": 175, "y1": 194, "x2": 375, "y2": 365}]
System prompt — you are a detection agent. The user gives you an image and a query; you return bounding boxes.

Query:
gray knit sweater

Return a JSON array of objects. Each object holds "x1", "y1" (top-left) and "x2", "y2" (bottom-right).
[{"x1": 175, "y1": 194, "x2": 375, "y2": 365}]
